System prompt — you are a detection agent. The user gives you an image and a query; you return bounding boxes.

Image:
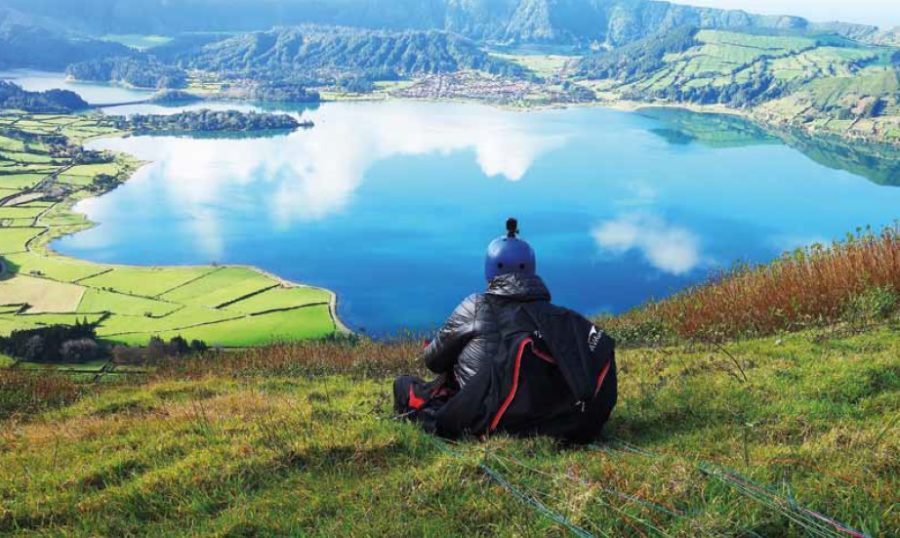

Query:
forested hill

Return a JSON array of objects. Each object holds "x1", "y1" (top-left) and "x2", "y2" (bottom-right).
[
  {"x1": 0, "y1": 7, "x2": 133, "y2": 70},
  {"x1": 171, "y1": 27, "x2": 525, "y2": 81},
  {"x1": 0, "y1": 0, "x2": 880, "y2": 47},
  {"x1": 0, "y1": 81, "x2": 89, "y2": 113}
]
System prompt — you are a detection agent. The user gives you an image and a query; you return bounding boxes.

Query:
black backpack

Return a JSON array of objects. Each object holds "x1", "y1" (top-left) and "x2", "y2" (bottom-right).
[{"x1": 432, "y1": 300, "x2": 617, "y2": 443}]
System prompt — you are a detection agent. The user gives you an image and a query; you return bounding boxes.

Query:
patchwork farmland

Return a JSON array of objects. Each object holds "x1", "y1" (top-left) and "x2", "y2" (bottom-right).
[{"x1": 0, "y1": 112, "x2": 341, "y2": 349}]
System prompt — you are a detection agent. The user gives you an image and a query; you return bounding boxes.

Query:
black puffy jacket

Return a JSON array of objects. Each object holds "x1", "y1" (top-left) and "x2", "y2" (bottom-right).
[{"x1": 423, "y1": 273, "x2": 551, "y2": 388}]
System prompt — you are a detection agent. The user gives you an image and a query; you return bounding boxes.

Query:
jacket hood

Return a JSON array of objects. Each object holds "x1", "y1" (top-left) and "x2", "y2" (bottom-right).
[{"x1": 486, "y1": 273, "x2": 551, "y2": 302}]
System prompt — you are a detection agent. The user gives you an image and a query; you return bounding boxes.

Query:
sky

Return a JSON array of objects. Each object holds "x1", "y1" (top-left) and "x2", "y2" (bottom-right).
[{"x1": 675, "y1": 0, "x2": 899, "y2": 29}]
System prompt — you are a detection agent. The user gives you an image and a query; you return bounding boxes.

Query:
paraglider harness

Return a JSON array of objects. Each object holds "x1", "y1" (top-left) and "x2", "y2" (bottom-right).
[{"x1": 395, "y1": 301, "x2": 617, "y2": 444}]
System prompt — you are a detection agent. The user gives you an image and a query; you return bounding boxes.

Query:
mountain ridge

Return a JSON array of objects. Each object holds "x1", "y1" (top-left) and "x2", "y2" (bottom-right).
[{"x1": 0, "y1": 0, "x2": 880, "y2": 47}]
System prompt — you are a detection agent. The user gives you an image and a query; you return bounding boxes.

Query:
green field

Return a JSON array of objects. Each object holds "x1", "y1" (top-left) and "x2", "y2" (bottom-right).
[
  {"x1": 0, "y1": 173, "x2": 46, "y2": 190},
  {"x1": 110, "y1": 305, "x2": 337, "y2": 346},
  {"x1": 160, "y1": 267, "x2": 277, "y2": 307},
  {"x1": 0, "y1": 227, "x2": 42, "y2": 254},
  {"x1": 77, "y1": 289, "x2": 181, "y2": 317},
  {"x1": 0, "y1": 113, "x2": 342, "y2": 347},
  {"x1": 227, "y1": 286, "x2": 333, "y2": 314},
  {"x1": 2, "y1": 251, "x2": 108, "y2": 282},
  {"x1": 79, "y1": 266, "x2": 217, "y2": 298}
]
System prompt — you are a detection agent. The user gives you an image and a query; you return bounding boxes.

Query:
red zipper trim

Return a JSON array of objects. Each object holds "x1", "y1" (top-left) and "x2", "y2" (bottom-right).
[
  {"x1": 531, "y1": 345, "x2": 556, "y2": 364},
  {"x1": 594, "y1": 359, "x2": 612, "y2": 397},
  {"x1": 490, "y1": 337, "x2": 532, "y2": 432}
]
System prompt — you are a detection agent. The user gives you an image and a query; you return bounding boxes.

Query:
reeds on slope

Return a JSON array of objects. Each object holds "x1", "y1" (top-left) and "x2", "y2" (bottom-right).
[{"x1": 604, "y1": 225, "x2": 899, "y2": 344}]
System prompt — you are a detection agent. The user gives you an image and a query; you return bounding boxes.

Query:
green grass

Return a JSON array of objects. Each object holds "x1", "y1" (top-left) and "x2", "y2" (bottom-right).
[
  {"x1": 78, "y1": 266, "x2": 217, "y2": 298},
  {"x1": 94, "y1": 307, "x2": 239, "y2": 341},
  {"x1": 0, "y1": 227, "x2": 42, "y2": 254},
  {"x1": 0, "y1": 173, "x2": 46, "y2": 190},
  {"x1": 0, "y1": 136, "x2": 26, "y2": 152},
  {"x1": 0, "y1": 206, "x2": 44, "y2": 220},
  {"x1": 3, "y1": 313, "x2": 106, "y2": 328},
  {"x1": 77, "y1": 288, "x2": 180, "y2": 317},
  {"x1": 2, "y1": 252, "x2": 107, "y2": 282},
  {"x1": 225, "y1": 286, "x2": 333, "y2": 314},
  {"x1": 108, "y1": 305, "x2": 336, "y2": 347},
  {"x1": 0, "y1": 353, "x2": 13, "y2": 367},
  {"x1": 0, "y1": 324, "x2": 895, "y2": 535},
  {"x1": 160, "y1": 267, "x2": 278, "y2": 308},
  {"x1": 0, "y1": 316, "x2": 37, "y2": 335}
]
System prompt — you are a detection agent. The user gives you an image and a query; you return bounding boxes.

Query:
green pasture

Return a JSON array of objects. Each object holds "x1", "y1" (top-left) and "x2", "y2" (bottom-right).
[
  {"x1": 0, "y1": 173, "x2": 47, "y2": 190},
  {"x1": 95, "y1": 306, "x2": 240, "y2": 340},
  {"x1": 0, "y1": 227, "x2": 42, "y2": 254},
  {"x1": 6, "y1": 312, "x2": 106, "y2": 327},
  {"x1": 109, "y1": 305, "x2": 337, "y2": 347},
  {"x1": 2, "y1": 251, "x2": 107, "y2": 282},
  {"x1": 0, "y1": 206, "x2": 44, "y2": 220},
  {"x1": 161, "y1": 267, "x2": 278, "y2": 308},
  {"x1": 227, "y1": 286, "x2": 333, "y2": 314},
  {"x1": 0, "y1": 151, "x2": 54, "y2": 164},
  {"x1": 77, "y1": 288, "x2": 180, "y2": 317},
  {"x1": 0, "y1": 135, "x2": 26, "y2": 152},
  {"x1": 78, "y1": 266, "x2": 217, "y2": 298}
]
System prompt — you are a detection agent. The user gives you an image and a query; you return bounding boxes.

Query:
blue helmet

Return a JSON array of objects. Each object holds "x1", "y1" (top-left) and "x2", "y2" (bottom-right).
[{"x1": 485, "y1": 218, "x2": 537, "y2": 282}]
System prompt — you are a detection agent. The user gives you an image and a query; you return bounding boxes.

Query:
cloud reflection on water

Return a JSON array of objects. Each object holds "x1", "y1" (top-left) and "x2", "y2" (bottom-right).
[
  {"x1": 593, "y1": 213, "x2": 704, "y2": 275},
  {"x1": 86, "y1": 102, "x2": 567, "y2": 256}
]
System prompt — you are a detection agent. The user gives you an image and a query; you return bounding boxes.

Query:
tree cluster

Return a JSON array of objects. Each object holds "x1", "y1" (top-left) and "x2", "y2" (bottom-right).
[
  {"x1": 239, "y1": 81, "x2": 321, "y2": 103},
  {"x1": 0, "y1": 320, "x2": 104, "y2": 363},
  {"x1": 112, "y1": 336, "x2": 208, "y2": 365},
  {"x1": 0, "y1": 81, "x2": 89, "y2": 113},
  {"x1": 0, "y1": 321, "x2": 210, "y2": 365},
  {"x1": 66, "y1": 57, "x2": 188, "y2": 89},
  {"x1": 107, "y1": 109, "x2": 307, "y2": 133}
]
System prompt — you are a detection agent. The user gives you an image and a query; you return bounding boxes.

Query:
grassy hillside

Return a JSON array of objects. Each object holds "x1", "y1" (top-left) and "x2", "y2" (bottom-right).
[
  {"x1": 579, "y1": 29, "x2": 900, "y2": 145},
  {"x1": 2, "y1": 224, "x2": 898, "y2": 535},
  {"x1": 1, "y1": 322, "x2": 896, "y2": 535},
  {"x1": 0, "y1": 111, "x2": 340, "y2": 348}
]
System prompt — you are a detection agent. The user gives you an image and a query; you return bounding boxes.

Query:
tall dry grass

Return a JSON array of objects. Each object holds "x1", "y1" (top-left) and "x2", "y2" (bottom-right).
[
  {"x1": 0, "y1": 370, "x2": 84, "y2": 418},
  {"x1": 156, "y1": 337, "x2": 424, "y2": 380},
  {"x1": 604, "y1": 225, "x2": 899, "y2": 344}
]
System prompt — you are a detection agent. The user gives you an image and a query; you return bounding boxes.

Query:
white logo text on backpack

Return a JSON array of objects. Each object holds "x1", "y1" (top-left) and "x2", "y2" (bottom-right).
[{"x1": 588, "y1": 326, "x2": 602, "y2": 352}]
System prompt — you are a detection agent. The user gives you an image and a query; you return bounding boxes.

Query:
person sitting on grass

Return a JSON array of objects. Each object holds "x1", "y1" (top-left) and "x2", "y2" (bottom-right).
[{"x1": 394, "y1": 218, "x2": 617, "y2": 443}]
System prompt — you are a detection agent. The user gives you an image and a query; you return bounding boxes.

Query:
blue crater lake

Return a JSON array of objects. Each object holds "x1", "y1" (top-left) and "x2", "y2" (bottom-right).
[{"x1": 40, "y1": 99, "x2": 899, "y2": 335}]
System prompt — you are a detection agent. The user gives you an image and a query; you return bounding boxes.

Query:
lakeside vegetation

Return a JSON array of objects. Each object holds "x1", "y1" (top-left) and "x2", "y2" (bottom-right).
[
  {"x1": 107, "y1": 110, "x2": 311, "y2": 134},
  {"x1": 0, "y1": 111, "x2": 341, "y2": 352}
]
